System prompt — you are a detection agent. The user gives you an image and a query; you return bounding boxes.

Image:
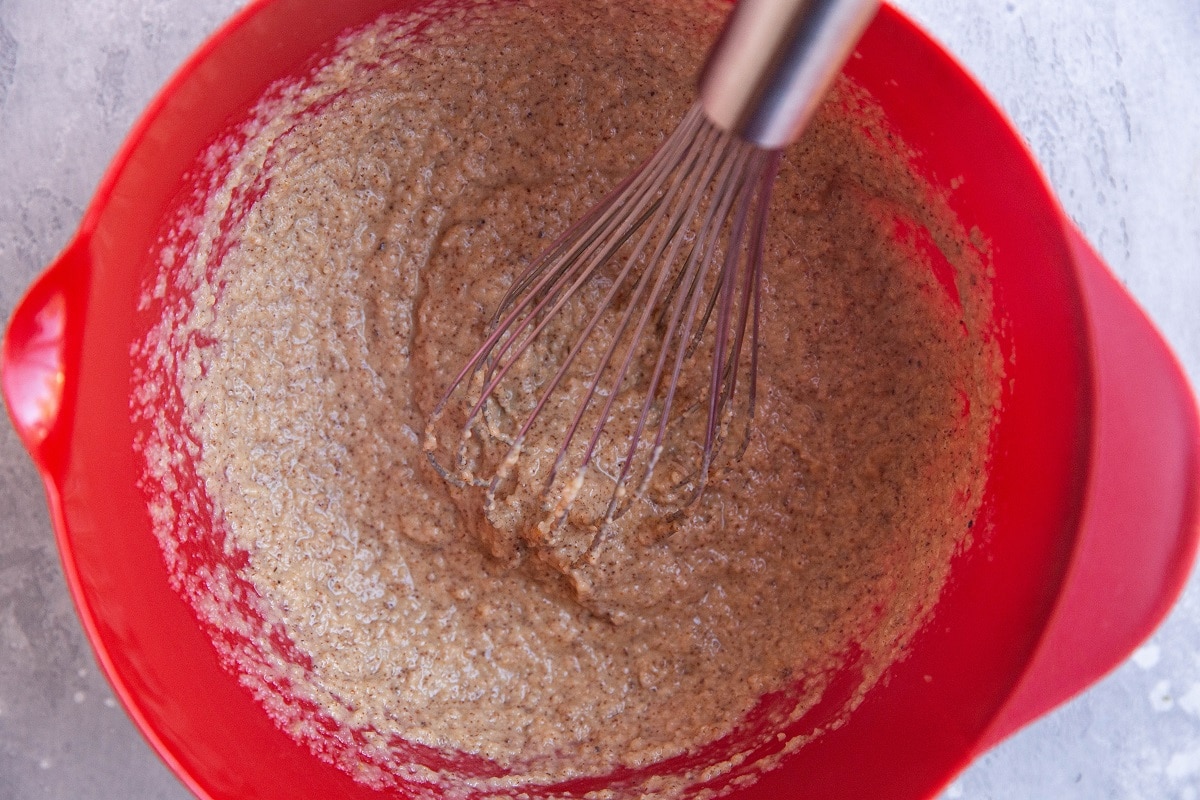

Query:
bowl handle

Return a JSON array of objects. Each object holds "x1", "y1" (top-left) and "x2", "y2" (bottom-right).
[
  {"x1": 2, "y1": 235, "x2": 90, "y2": 475},
  {"x1": 978, "y1": 224, "x2": 1200, "y2": 750}
]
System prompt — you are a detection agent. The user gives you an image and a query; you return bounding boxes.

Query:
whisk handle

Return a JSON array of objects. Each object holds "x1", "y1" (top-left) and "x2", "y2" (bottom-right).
[{"x1": 698, "y1": 0, "x2": 879, "y2": 150}]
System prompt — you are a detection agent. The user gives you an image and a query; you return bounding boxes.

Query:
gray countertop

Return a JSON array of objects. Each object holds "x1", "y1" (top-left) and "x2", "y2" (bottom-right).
[{"x1": 1, "y1": 1, "x2": 1197, "y2": 798}]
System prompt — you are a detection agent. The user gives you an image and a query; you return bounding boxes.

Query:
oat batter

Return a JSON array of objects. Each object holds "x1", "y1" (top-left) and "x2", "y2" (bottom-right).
[{"x1": 131, "y1": 0, "x2": 1000, "y2": 796}]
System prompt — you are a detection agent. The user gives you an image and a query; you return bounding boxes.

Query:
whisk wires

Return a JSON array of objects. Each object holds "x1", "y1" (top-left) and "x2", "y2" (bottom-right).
[{"x1": 426, "y1": 102, "x2": 781, "y2": 558}]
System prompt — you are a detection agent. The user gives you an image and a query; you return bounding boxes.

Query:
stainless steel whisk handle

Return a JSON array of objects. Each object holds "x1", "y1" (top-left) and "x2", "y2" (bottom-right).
[{"x1": 698, "y1": 0, "x2": 880, "y2": 150}]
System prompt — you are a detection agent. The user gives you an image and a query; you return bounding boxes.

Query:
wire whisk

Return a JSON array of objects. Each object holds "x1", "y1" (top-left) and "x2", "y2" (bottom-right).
[{"x1": 425, "y1": 0, "x2": 878, "y2": 560}]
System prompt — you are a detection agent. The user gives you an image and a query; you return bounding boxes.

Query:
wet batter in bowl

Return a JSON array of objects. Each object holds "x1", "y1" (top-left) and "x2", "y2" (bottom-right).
[{"x1": 132, "y1": 0, "x2": 1002, "y2": 796}]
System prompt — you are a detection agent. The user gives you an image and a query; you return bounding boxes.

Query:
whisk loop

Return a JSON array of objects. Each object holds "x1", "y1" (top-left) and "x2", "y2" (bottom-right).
[{"x1": 425, "y1": 103, "x2": 781, "y2": 553}]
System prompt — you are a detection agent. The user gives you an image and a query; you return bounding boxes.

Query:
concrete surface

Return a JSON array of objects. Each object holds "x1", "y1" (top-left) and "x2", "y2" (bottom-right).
[{"x1": 1, "y1": 1, "x2": 1197, "y2": 798}]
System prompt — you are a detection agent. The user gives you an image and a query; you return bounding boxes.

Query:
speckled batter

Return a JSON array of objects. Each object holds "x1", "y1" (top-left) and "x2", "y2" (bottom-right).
[{"x1": 131, "y1": 0, "x2": 1001, "y2": 796}]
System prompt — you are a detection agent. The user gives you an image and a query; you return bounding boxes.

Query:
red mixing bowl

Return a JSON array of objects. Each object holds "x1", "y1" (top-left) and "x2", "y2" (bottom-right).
[{"x1": 3, "y1": 1, "x2": 1199, "y2": 798}]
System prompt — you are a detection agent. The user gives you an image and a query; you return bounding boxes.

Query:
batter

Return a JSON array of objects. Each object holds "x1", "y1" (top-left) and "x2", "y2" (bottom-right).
[{"x1": 131, "y1": 0, "x2": 1001, "y2": 796}]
